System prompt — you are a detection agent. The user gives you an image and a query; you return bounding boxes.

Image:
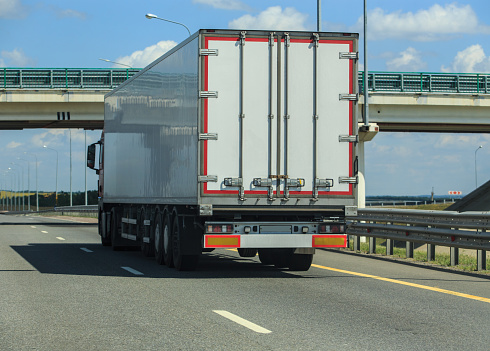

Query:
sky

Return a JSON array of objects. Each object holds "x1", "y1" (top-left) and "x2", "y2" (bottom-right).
[{"x1": 1, "y1": 0, "x2": 490, "y2": 196}]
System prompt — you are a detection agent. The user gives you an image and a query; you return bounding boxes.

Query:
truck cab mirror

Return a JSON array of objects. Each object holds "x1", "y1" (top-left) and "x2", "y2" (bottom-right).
[{"x1": 87, "y1": 143, "x2": 97, "y2": 171}]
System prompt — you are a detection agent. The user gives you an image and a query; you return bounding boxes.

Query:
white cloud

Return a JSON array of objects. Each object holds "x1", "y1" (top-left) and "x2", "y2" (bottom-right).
[
  {"x1": 441, "y1": 44, "x2": 490, "y2": 73},
  {"x1": 386, "y1": 47, "x2": 427, "y2": 72},
  {"x1": 229, "y1": 6, "x2": 309, "y2": 31},
  {"x1": 53, "y1": 8, "x2": 87, "y2": 20},
  {"x1": 114, "y1": 40, "x2": 178, "y2": 68},
  {"x1": 193, "y1": 0, "x2": 250, "y2": 11},
  {"x1": 0, "y1": 48, "x2": 36, "y2": 67},
  {"x1": 31, "y1": 130, "x2": 66, "y2": 148},
  {"x1": 0, "y1": 0, "x2": 27, "y2": 19},
  {"x1": 354, "y1": 3, "x2": 490, "y2": 41},
  {"x1": 7, "y1": 141, "x2": 22, "y2": 149}
]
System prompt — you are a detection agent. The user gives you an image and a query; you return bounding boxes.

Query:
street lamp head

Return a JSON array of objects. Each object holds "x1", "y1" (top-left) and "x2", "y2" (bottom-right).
[
  {"x1": 145, "y1": 13, "x2": 157, "y2": 19},
  {"x1": 479, "y1": 145, "x2": 483, "y2": 149}
]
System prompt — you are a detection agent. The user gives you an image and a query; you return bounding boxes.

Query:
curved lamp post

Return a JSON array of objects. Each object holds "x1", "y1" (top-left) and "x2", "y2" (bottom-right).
[
  {"x1": 43, "y1": 145, "x2": 59, "y2": 207},
  {"x1": 24, "y1": 152, "x2": 39, "y2": 212},
  {"x1": 145, "y1": 13, "x2": 191, "y2": 37},
  {"x1": 99, "y1": 58, "x2": 133, "y2": 68},
  {"x1": 475, "y1": 145, "x2": 483, "y2": 188}
]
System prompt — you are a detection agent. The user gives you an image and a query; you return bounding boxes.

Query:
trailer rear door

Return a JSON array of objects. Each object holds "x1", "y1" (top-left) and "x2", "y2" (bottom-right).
[{"x1": 201, "y1": 31, "x2": 357, "y2": 201}]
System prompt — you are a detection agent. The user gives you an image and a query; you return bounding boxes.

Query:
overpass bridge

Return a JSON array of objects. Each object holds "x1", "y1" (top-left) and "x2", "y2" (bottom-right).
[{"x1": 1, "y1": 68, "x2": 490, "y2": 132}]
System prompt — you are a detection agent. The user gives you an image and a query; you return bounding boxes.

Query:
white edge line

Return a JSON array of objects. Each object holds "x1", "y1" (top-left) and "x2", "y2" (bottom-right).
[
  {"x1": 213, "y1": 310, "x2": 272, "y2": 334},
  {"x1": 56, "y1": 237, "x2": 65, "y2": 241},
  {"x1": 80, "y1": 248, "x2": 93, "y2": 253},
  {"x1": 121, "y1": 266, "x2": 144, "y2": 276}
]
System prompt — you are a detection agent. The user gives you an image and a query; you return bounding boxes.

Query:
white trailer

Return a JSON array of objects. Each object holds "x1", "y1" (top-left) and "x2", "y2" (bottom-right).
[{"x1": 88, "y1": 29, "x2": 359, "y2": 271}]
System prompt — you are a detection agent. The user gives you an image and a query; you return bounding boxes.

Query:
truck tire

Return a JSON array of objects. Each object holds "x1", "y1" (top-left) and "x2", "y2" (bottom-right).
[
  {"x1": 154, "y1": 211, "x2": 165, "y2": 265},
  {"x1": 100, "y1": 211, "x2": 112, "y2": 246},
  {"x1": 238, "y1": 248, "x2": 258, "y2": 257},
  {"x1": 271, "y1": 249, "x2": 294, "y2": 269},
  {"x1": 288, "y1": 254, "x2": 313, "y2": 271},
  {"x1": 111, "y1": 208, "x2": 122, "y2": 251},
  {"x1": 140, "y1": 208, "x2": 154, "y2": 257},
  {"x1": 258, "y1": 249, "x2": 274, "y2": 265},
  {"x1": 162, "y1": 211, "x2": 174, "y2": 267},
  {"x1": 172, "y1": 214, "x2": 199, "y2": 271}
]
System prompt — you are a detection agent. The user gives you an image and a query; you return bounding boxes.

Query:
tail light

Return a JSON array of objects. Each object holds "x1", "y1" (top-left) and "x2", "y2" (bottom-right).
[
  {"x1": 206, "y1": 224, "x2": 233, "y2": 234},
  {"x1": 318, "y1": 224, "x2": 345, "y2": 234}
]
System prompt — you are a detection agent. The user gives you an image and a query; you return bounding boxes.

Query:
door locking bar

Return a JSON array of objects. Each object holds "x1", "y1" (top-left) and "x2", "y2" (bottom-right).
[
  {"x1": 224, "y1": 178, "x2": 244, "y2": 200},
  {"x1": 253, "y1": 178, "x2": 274, "y2": 201}
]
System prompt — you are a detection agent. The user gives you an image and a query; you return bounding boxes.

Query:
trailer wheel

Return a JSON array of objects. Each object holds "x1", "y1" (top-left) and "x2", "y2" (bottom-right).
[
  {"x1": 271, "y1": 249, "x2": 294, "y2": 269},
  {"x1": 288, "y1": 254, "x2": 313, "y2": 271},
  {"x1": 100, "y1": 211, "x2": 111, "y2": 246},
  {"x1": 154, "y1": 211, "x2": 165, "y2": 265},
  {"x1": 258, "y1": 249, "x2": 274, "y2": 265},
  {"x1": 162, "y1": 212, "x2": 174, "y2": 267},
  {"x1": 238, "y1": 248, "x2": 258, "y2": 257},
  {"x1": 111, "y1": 208, "x2": 122, "y2": 251},
  {"x1": 172, "y1": 215, "x2": 199, "y2": 271},
  {"x1": 140, "y1": 208, "x2": 154, "y2": 257}
]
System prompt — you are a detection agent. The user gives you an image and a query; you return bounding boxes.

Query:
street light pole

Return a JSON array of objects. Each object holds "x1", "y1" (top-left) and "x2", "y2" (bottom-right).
[
  {"x1": 10, "y1": 163, "x2": 23, "y2": 211},
  {"x1": 8, "y1": 168, "x2": 18, "y2": 211},
  {"x1": 43, "y1": 146, "x2": 59, "y2": 207},
  {"x1": 70, "y1": 130, "x2": 72, "y2": 207},
  {"x1": 363, "y1": 0, "x2": 369, "y2": 127},
  {"x1": 25, "y1": 152, "x2": 39, "y2": 211},
  {"x1": 98, "y1": 58, "x2": 133, "y2": 68},
  {"x1": 475, "y1": 145, "x2": 483, "y2": 188},
  {"x1": 145, "y1": 14, "x2": 191, "y2": 37},
  {"x1": 18, "y1": 158, "x2": 30, "y2": 211},
  {"x1": 317, "y1": 0, "x2": 322, "y2": 32}
]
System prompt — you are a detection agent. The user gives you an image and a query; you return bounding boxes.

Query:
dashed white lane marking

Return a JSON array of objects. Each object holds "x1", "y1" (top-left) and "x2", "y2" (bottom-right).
[
  {"x1": 56, "y1": 237, "x2": 65, "y2": 241},
  {"x1": 31, "y1": 226, "x2": 36, "y2": 229},
  {"x1": 80, "y1": 248, "x2": 93, "y2": 253},
  {"x1": 213, "y1": 310, "x2": 272, "y2": 334},
  {"x1": 41, "y1": 231, "x2": 48, "y2": 233},
  {"x1": 121, "y1": 266, "x2": 144, "y2": 276}
]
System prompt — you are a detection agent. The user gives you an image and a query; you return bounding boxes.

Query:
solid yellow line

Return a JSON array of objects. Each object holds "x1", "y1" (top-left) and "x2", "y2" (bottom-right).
[{"x1": 311, "y1": 264, "x2": 490, "y2": 304}]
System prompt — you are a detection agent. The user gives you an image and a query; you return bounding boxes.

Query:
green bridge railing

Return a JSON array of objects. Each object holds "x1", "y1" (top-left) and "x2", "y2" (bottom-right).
[
  {"x1": 1, "y1": 68, "x2": 489, "y2": 94},
  {"x1": 1, "y1": 68, "x2": 139, "y2": 90}
]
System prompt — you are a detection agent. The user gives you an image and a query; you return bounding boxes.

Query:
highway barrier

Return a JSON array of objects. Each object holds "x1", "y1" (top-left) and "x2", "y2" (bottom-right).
[{"x1": 347, "y1": 208, "x2": 489, "y2": 271}]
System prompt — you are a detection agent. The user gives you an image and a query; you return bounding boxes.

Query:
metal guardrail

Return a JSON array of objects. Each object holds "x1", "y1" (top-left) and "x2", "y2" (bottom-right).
[
  {"x1": 1, "y1": 68, "x2": 490, "y2": 94},
  {"x1": 347, "y1": 208, "x2": 489, "y2": 270},
  {"x1": 1, "y1": 68, "x2": 139, "y2": 90},
  {"x1": 54, "y1": 205, "x2": 98, "y2": 213}
]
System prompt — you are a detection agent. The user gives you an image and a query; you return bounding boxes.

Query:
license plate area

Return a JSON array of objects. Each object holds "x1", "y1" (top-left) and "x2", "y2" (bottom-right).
[{"x1": 259, "y1": 225, "x2": 292, "y2": 234}]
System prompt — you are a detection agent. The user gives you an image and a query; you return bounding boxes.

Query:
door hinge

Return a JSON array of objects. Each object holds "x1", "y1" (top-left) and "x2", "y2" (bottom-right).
[
  {"x1": 198, "y1": 175, "x2": 218, "y2": 182},
  {"x1": 339, "y1": 93, "x2": 358, "y2": 101},
  {"x1": 199, "y1": 91, "x2": 218, "y2": 98},
  {"x1": 200, "y1": 49, "x2": 219, "y2": 56},
  {"x1": 339, "y1": 176, "x2": 358, "y2": 184},
  {"x1": 338, "y1": 135, "x2": 358, "y2": 143},
  {"x1": 199, "y1": 133, "x2": 218, "y2": 141},
  {"x1": 339, "y1": 52, "x2": 358, "y2": 60}
]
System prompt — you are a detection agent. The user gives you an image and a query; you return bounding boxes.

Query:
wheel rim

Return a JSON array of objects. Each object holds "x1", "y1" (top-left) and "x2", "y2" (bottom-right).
[
  {"x1": 164, "y1": 223, "x2": 170, "y2": 254},
  {"x1": 154, "y1": 223, "x2": 160, "y2": 252}
]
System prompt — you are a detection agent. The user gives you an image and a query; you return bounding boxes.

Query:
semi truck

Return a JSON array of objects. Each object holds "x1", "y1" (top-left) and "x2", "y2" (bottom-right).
[{"x1": 87, "y1": 29, "x2": 359, "y2": 271}]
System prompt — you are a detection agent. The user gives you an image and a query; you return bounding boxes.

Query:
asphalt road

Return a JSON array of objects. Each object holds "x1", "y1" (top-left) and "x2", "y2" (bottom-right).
[{"x1": 1, "y1": 214, "x2": 489, "y2": 350}]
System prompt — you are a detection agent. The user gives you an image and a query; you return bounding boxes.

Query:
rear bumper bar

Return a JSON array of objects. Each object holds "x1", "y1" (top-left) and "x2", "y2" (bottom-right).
[{"x1": 204, "y1": 234, "x2": 347, "y2": 249}]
